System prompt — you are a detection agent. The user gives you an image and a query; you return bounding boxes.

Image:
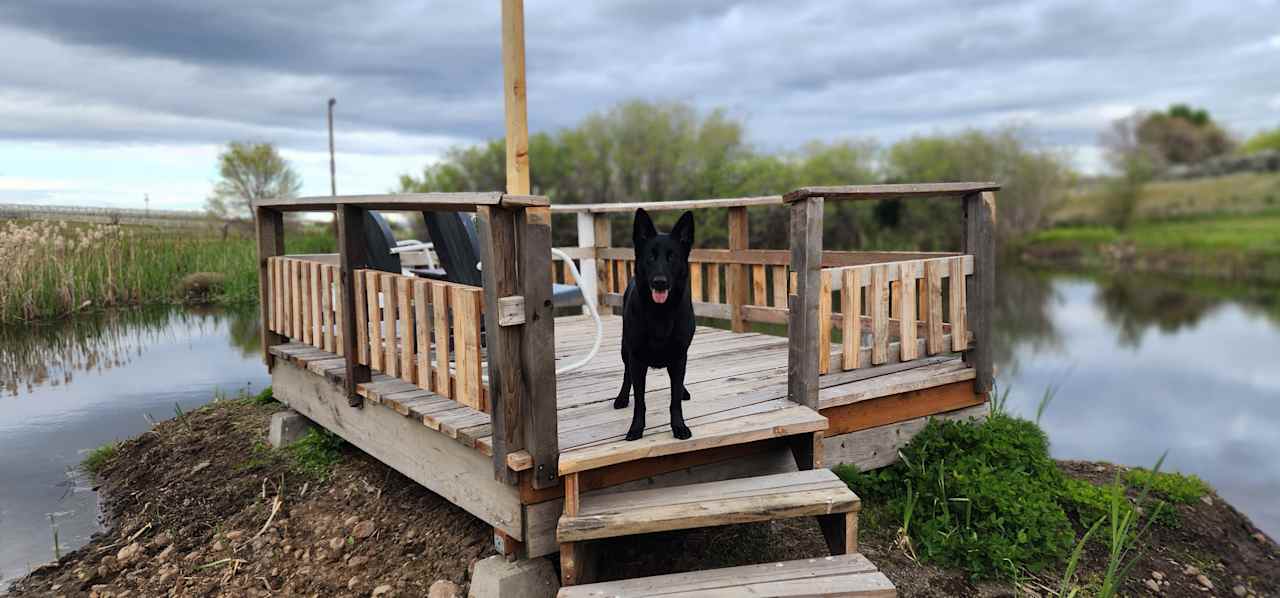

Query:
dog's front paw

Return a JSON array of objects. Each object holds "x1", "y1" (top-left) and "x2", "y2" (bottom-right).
[
  {"x1": 672, "y1": 422, "x2": 692, "y2": 440},
  {"x1": 625, "y1": 425, "x2": 645, "y2": 441},
  {"x1": 613, "y1": 395, "x2": 629, "y2": 409}
]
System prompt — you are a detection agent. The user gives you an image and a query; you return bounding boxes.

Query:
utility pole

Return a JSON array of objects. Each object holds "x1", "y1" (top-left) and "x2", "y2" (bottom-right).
[
  {"x1": 327, "y1": 98, "x2": 337, "y2": 196},
  {"x1": 144, "y1": 194, "x2": 150, "y2": 216}
]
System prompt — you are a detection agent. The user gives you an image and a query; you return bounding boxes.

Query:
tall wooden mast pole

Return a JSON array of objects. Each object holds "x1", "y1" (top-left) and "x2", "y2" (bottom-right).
[{"x1": 502, "y1": 0, "x2": 530, "y2": 195}]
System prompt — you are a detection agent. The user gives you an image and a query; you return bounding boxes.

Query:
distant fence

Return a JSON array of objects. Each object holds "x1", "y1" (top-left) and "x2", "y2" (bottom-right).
[{"x1": 0, "y1": 203, "x2": 223, "y2": 228}]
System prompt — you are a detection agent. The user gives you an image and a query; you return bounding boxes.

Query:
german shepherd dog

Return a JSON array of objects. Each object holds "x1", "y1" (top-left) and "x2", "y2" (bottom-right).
[{"x1": 614, "y1": 208, "x2": 696, "y2": 441}]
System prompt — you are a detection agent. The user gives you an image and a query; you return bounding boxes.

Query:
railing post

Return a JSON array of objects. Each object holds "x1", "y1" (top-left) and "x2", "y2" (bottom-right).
[
  {"x1": 728, "y1": 206, "x2": 749, "y2": 332},
  {"x1": 519, "y1": 206, "x2": 560, "y2": 489},
  {"x1": 787, "y1": 197, "x2": 823, "y2": 410},
  {"x1": 575, "y1": 212, "x2": 599, "y2": 316},
  {"x1": 337, "y1": 204, "x2": 372, "y2": 407},
  {"x1": 478, "y1": 205, "x2": 526, "y2": 485},
  {"x1": 591, "y1": 212, "x2": 612, "y2": 315},
  {"x1": 255, "y1": 207, "x2": 285, "y2": 368},
  {"x1": 962, "y1": 191, "x2": 996, "y2": 395}
]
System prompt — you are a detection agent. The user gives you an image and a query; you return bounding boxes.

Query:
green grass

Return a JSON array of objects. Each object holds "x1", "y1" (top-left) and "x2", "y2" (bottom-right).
[
  {"x1": 82, "y1": 441, "x2": 119, "y2": 476},
  {"x1": 0, "y1": 220, "x2": 333, "y2": 323},
  {"x1": 1056, "y1": 172, "x2": 1280, "y2": 224},
  {"x1": 245, "y1": 386, "x2": 277, "y2": 406},
  {"x1": 288, "y1": 428, "x2": 347, "y2": 479},
  {"x1": 1028, "y1": 210, "x2": 1280, "y2": 255},
  {"x1": 1124, "y1": 468, "x2": 1209, "y2": 505}
]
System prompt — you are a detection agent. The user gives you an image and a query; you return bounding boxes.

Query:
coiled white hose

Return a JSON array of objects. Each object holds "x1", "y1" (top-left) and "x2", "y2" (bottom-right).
[{"x1": 551, "y1": 247, "x2": 604, "y2": 375}]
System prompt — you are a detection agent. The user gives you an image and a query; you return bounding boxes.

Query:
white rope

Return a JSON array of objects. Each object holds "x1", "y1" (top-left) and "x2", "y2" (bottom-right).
[{"x1": 551, "y1": 248, "x2": 604, "y2": 375}]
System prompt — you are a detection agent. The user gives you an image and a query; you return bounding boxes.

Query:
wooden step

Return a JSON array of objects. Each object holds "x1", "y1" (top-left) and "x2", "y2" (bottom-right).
[
  {"x1": 557, "y1": 553, "x2": 895, "y2": 597},
  {"x1": 557, "y1": 405, "x2": 828, "y2": 475},
  {"x1": 557, "y1": 469, "x2": 858, "y2": 543}
]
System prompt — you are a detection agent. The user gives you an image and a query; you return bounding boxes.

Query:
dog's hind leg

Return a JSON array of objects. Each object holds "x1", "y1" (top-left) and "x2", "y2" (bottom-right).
[
  {"x1": 625, "y1": 365, "x2": 648, "y2": 441},
  {"x1": 668, "y1": 357, "x2": 692, "y2": 439},
  {"x1": 613, "y1": 358, "x2": 633, "y2": 409}
]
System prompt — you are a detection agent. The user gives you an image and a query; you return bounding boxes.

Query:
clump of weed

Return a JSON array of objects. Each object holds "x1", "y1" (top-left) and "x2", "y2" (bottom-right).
[
  {"x1": 245, "y1": 386, "x2": 277, "y2": 406},
  {"x1": 1125, "y1": 467, "x2": 1209, "y2": 504},
  {"x1": 838, "y1": 413, "x2": 1075, "y2": 580},
  {"x1": 82, "y1": 441, "x2": 119, "y2": 477},
  {"x1": 289, "y1": 429, "x2": 346, "y2": 479}
]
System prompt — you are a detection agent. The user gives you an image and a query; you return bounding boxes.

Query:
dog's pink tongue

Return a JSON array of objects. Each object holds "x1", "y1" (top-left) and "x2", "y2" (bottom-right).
[{"x1": 651, "y1": 289, "x2": 669, "y2": 304}]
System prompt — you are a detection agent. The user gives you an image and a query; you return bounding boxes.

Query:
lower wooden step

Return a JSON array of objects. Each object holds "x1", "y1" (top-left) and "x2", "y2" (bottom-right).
[
  {"x1": 557, "y1": 553, "x2": 895, "y2": 598},
  {"x1": 557, "y1": 469, "x2": 859, "y2": 543}
]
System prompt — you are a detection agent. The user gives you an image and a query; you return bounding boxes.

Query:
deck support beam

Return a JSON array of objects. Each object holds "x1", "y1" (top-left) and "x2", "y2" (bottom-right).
[
  {"x1": 788, "y1": 196, "x2": 823, "y2": 410},
  {"x1": 255, "y1": 207, "x2": 285, "y2": 368},
  {"x1": 337, "y1": 204, "x2": 372, "y2": 407},
  {"x1": 519, "y1": 207, "x2": 561, "y2": 489},
  {"x1": 479, "y1": 205, "x2": 527, "y2": 485},
  {"x1": 961, "y1": 191, "x2": 995, "y2": 394}
]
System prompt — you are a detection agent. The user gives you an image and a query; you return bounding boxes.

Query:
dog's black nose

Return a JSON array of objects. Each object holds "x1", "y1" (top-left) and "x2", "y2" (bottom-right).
[{"x1": 650, "y1": 275, "x2": 669, "y2": 290}]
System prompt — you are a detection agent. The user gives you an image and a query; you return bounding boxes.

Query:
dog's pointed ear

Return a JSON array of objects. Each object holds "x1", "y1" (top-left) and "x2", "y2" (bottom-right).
[
  {"x1": 633, "y1": 208, "x2": 657, "y2": 249},
  {"x1": 671, "y1": 211, "x2": 695, "y2": 253}
]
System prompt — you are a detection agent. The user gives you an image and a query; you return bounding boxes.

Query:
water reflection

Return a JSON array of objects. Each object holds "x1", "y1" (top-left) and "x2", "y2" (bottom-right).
[
  {"x1": 996, "y1": 268, "x2": 1280, "y2": 537},
  {"x1": 0, "y1": 306, "x2": 267, "y2": 586},
  {"x1": 0, "y1": 307, "x2": 261, "y2": 396}
]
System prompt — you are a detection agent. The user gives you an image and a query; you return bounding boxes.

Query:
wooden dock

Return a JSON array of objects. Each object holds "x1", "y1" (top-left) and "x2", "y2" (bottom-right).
[{"x1": 255, "y1": 184, "x2": 997, "y2": 596}]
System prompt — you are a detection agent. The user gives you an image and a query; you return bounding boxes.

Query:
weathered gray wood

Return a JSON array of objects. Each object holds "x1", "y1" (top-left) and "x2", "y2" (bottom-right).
[
  {"x1": 787, "y1": 196, "x2": 823, "y2": 409},
  {"x1": 519, "y1": 206, "x2": 560, "y2": 489},
  {"x1": 557, "y1": 553, "x2": 890, "y2": 598},
  {"x1": 270, "y1": 358, "x2": 524, "y2": 538},
  {"x1": 785, "y1": 182, "x2": 1000, "y2": 203},
  {"x1": 255, "y1": 207, "x2": 285, "y2": 368},
  {"x1": 478, "y1": 205, "x2": 526, "y2": 485},
  {"x1": 549, "y1": 195, "x2": 783, "y2": 214},
  {"x1": 824, "y1": 403, "x2": 989, "y2": 472},
  {"x1": 252, "y1": 191, "x2": 547, "y2": 212},
  {"x1": 963, "y1": 191, "x2": 996, "y2": 394},
  {"x1": 557, "y1": 469, "x2": 857, "y2": 542},
  {"x1": 819, "y1": 360, "x2": 975, "y2": 410},
  {"x1": 336, "y1": 204, "x2": 371, "y2": 406},
  {"x1": 496, "y1": 295, "x2": 525, "y2": 326}
]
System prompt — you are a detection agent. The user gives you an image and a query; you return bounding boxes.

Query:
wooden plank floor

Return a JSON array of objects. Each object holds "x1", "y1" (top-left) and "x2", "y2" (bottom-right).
[{"x1": 271, "y1": 314, "x2": 972, "y2": 476}]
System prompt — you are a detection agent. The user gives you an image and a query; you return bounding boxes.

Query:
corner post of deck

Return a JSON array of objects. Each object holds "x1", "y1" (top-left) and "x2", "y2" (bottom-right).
[
  {"x1": 728, "y1": 206, "x2": 750, "y2": 332},
  {"x1": 478, "y1": 204, "x2": 527, "y2": 485},
  {"x1": 591, "y1": 212, "x2": 612, "y2": 315},
  {"x1": 518, "y1": 205, "x2": 561, "y2": 489},
  {"x1": 255, "y1": 206, "x2": 285, "y2": 369},
  {"x1": 961, "y1": 191, "x2": 996, "y2": 395},
  {"x1": 787, "y1": 196, "x2": 823, "y2": 410},
  {"x1": 336, "y1": 203, "x2": 372, "y2": 407},
  {"x1": 574, "y1": 211, "x2": 599, "y2": 316}
]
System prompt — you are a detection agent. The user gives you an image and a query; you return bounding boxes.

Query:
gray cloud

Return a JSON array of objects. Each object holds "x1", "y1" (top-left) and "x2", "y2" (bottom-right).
[{"x1": 1, "y1": 0, "x2": 1277, "y2": 163}]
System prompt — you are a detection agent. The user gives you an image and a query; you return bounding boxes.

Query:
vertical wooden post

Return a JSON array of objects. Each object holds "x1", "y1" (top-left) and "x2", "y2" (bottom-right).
[
  {"x1": 502, "y1": 0, "x2": 530, "y2": 196},
  {"x1": 787, "y1": 197, "x2": 822, "y2": 410},
  {"x1": 519, "y1": 206, "x2": 560, "y2": 490},
  {"x1": 575, "y1": 212, "x2": 599, "y2": 315},
  {"x1": 962, "y1": 191, "x2": 995, "y2": 395},
  {"x1": 337, "y1": 205, "x2": 372, "y2": 407},
  {"x1": 478, "y1": 205, "x2": 526, "y2": 485},
  {"x1": 255, "y1": 207, "x2": 285, "y2": 368},
  {"x1": 592, "y1": 213, "x2": 612, "y2": 315},
  {"x1": 727, "y1": 206, "x2": 749, "y2": 332}
]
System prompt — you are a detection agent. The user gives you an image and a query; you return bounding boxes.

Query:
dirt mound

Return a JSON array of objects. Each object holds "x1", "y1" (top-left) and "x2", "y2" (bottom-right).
[{"x1": 6, "y1": 399, "x2": 491, "y2": 597}]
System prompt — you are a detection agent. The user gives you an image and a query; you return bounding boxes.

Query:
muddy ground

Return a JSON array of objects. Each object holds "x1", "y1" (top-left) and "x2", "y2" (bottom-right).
[{"x1": 7, "y1": 398, "x2": 1277, "y2": 597}]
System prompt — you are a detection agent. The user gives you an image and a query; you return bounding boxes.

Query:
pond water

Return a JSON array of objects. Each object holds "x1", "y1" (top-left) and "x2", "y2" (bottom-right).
[
  {"x1": 1, "y1": 271, "x2": 1278, "y2": 587},
  {"x1": 0, "y1": 307, "x2": 269, "y2": 587}
]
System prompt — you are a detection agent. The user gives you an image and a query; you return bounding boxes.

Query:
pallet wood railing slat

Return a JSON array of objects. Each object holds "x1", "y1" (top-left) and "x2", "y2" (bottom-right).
[
  {"x1": 787, "y1": 196, "x2": 822, "y2": 409},
  {"x1": 432, "y1": 282, "x2": 452, "y2": 398},
  {"x1": 354, "y1": 268, "x2": 368, "y2": 364},
  {"x1": 381, "y1": 273, "x2": 400, "y2": 379},
  {"x1": 752, "y1": 264, "x2": 767, "y2": 307},
  {"x1": 962, "y1": 191, "x2": 995, "y2": 393},
  {"x1": 728, "y1": 206, "x2": 749, "y2": 332},
  {"x1": 255, "y1": 209, "x2": 285, "y2": 366},
  {"x1": 321, "y1": 264, "x2": 334, "y2": 352},
  {"x1": 311, "y1": 262, "x2": 323, "y2": 348},
  {"x1": 452, "y1": 285, "x2": 484, "y2": 410},
  {"x1": 841, "y1": 269, "x2": 860, "y2": 371},
  {"x1": 291, "y1": 259, "x2": 302, "y2": 341},
  {"x1": 592, "y1": 213, "x2": 611, "y2": 315},
  {"x1": 413, "y1": 280, "x2": 432, "y2": 391},
  {"x1": 707, "y1": 262, "x2": 721, "y2": 303},
  {"x1": 337, "y1": 204, "x2": 371, "y2": 405},
  {"x1": 397, "y1": 276, "x2": 415, "y2": 384},
  {"x1": 772, "y1": 265, "x2": 787, "y2": 308},
  {"x1": 690, "y1": 262, "x2": 703, "y2": 302},
  {"x1": 948, "y1": 257, "x2": 968, "y2": 353},
  {"x1": 366, "y1": 270, "x2": 383, "y2": 372},
  {"x1": 924, "y1": 260, "x2": 945, "y2": 355},
  {"x1": 870, "y1": 265, "x2": 889, "y2": 365},
  {"x1": 818, "y1": 270, "x2": 832, "y2": 375},
  {"x1": 519, "y1": 207, "x2": 561, "y2": 489},
  {"x1": 898, "y1": 262, "x2": 918, "y2": 361}
]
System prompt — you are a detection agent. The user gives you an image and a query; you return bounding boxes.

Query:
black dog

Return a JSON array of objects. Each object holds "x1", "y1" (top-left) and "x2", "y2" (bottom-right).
[{"x1": 613, "y1": 208, "x2": 696, "y2": 441}]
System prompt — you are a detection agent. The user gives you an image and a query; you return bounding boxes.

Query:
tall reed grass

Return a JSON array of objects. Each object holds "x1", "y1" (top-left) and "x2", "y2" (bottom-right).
[{"x1": 0, "y1": 220, "x2": 333, "y2": 322}]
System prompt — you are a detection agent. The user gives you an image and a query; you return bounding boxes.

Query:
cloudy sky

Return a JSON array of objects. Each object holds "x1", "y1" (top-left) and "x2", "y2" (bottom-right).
[{"x1": 1, "y1": 0, "x2": 1278, "y2": 211}]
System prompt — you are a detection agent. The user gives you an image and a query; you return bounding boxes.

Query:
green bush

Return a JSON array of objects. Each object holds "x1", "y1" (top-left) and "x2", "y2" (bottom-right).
[
  {"x1": 82, "y1": 441, "x2": 119, "y2": 476},
  {"x1": 837, "y1": 413, "x2": 1074, "y2": 580},
  {"x1": 289, "y1": 428, "x2": 346, "y2": 479},
  {"x1": 246, "y1": 386, "x2": 276, "y2": 406}
]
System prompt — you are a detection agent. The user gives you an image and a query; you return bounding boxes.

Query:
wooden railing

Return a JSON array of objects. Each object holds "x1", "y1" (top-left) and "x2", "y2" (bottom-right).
[{"x1": 264, "y1": 257, "x2": 489, "y2": 411}]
